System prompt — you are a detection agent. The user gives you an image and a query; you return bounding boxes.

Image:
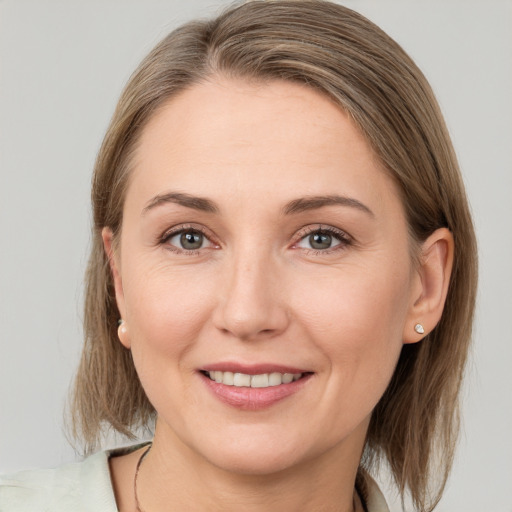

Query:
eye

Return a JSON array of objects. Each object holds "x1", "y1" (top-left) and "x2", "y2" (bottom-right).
[
  {"x1": 163, "y1": 227, "x2": 216, "y2": 252},
  {"x1": 301, "y1": 231, "x2": 339, "y2": 250},
  {"x1": 295, "y1": 226, "x2": 350, "y2": 252}
]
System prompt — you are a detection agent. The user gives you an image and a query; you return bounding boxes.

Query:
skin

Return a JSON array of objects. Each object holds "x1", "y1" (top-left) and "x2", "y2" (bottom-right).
[{"x1": 104, "y1": 78, "x2": 453, "y2": 512}]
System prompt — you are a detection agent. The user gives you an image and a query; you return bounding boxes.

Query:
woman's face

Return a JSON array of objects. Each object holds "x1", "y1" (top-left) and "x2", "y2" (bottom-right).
[{"x1": 108, "y1": 78, "x2": 422, "y2": 474}]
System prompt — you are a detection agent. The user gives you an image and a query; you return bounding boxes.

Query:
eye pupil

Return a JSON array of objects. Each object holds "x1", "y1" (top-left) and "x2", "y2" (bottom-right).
[
  {"x1": 309, "y1": 232, "x2": 332, "y2": 249},
  {"x1": 180, "y1": 231, "x2": 203, "y2": 250}
]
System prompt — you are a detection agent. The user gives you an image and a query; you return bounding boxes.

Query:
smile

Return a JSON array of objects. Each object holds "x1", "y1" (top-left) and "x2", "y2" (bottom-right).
[
  {"x1": 205, "y1": 371, "x2": 303, "y2": 388},
  {"x1": 199, "y1": 364, "x2": 313, "y2": 410}
]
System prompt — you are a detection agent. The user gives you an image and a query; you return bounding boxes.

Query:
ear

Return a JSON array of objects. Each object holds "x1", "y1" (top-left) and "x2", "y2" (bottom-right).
[
  {"x1": 102, "y1": 227, "x2": 131, "y2": 349},
  {"x1": 403, "y1": 228, "x2": 454, "y2": 344}
]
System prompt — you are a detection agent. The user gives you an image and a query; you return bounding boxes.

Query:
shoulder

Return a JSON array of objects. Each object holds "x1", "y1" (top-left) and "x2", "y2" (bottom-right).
[{"x1": 0, "y1": 450, "x2": 118, "y2": 512}]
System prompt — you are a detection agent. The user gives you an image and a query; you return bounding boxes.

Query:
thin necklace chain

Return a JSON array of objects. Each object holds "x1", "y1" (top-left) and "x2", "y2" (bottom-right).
[
  {"x1": 133, "y1": 443, "x2": 362, "y2": 512},
  {"x1": 134, "y1": 444, "x2": 152, "y2": 512}
]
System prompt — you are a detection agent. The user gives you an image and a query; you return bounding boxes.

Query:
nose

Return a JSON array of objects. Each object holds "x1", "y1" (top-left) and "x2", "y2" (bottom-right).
[{"x1": 212, "y1": 250, "x2": 289, "y2": 341}]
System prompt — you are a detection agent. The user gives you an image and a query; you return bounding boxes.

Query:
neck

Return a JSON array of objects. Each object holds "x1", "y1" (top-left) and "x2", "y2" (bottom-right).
[{"x1": 136, "y1": 420, "x2": 367, "y2": 512}]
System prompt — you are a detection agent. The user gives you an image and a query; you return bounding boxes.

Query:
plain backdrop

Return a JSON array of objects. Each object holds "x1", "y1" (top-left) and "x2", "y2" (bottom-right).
[{"x1": 1, "y1": 1, "x2": 511, "y2": 510}]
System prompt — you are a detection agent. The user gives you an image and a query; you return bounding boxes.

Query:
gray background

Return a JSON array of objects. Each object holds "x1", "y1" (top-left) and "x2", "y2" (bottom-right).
[{"x1": 1, "y1": 1, "x2": 511, "y2": 510}]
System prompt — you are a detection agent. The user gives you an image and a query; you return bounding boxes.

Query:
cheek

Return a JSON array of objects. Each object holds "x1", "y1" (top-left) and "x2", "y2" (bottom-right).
[
  {"x1": 295, "y1": 261, "x2": 411, "y2": 387},
  {"x1": 121, "y1": 261, "x2": 217, "y2": 368},
  {"x1": 120, "y1": 264, "x2": 221, "y2": 418},
  {"x1": 298, "y1": 259, "x2": 410, "y2": 334}
]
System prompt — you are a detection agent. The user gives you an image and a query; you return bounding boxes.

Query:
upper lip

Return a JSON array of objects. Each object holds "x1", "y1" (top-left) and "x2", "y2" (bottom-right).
[{"x1": 200, "y1": 362, "x2": 310, "y2": 375}]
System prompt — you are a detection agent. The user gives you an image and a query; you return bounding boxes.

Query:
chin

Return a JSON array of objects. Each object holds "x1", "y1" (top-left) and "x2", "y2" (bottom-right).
[
  {"x1": 206, "y1": 447, "x2": 303, "y2": 476},
  {"x1": 189, "y1": 428, "x2": 310, "y2": 476}
]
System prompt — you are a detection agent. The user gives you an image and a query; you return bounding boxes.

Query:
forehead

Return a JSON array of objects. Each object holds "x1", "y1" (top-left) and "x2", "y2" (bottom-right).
[{"x1": 127, "y1": 77, "x2": 402, "y2": 219}]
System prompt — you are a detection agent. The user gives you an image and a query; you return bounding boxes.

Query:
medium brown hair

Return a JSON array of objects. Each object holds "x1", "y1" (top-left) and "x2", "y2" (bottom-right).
[{"x1": 70, "y1": 2, "x2": 477, "y2": 510}]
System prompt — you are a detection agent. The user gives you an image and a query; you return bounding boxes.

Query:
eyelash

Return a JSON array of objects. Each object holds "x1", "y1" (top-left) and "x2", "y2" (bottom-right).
[
  {"x1": 159, "y1": 224, "x2": 352, "y2": 255},
  {"x1": 159, "y1": 224, "x2": 218, "y2": 255}
]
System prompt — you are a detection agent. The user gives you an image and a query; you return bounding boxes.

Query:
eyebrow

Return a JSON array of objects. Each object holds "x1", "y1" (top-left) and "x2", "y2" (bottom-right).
[
  {"x1": 142, "y1": 191, "x2": 373, "y2": 218},
  {"x1": 142, "y1": 192, "x2": 220, "y2": 215},
  {"x1": 283, "y1": 195, "x2": 374, "y2": 217}
]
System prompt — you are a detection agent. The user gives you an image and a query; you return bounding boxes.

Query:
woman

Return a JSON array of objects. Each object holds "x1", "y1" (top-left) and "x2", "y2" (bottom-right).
[{"x1": 0, "y1": 1, "x2": 477, "y2": 511}]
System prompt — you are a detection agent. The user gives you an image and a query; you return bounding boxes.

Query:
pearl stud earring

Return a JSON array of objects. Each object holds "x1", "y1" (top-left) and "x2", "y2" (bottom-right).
[
  {"x1": 118, "y1": 319, "x2": 128, "y2": 338},
  {"x1": 414, "y1": 323, "x2": 425, "y2": 335}
]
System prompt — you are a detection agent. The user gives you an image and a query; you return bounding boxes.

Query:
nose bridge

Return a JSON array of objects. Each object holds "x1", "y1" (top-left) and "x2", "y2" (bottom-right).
[{"x1": 214, "y1": 240, "x2": 288, "y2": 340}]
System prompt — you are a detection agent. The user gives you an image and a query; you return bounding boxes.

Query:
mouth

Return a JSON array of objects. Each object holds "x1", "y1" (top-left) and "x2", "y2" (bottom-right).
[
  {"x1": 198, "y1": 365, "x2": 313, "y2": 410},
  {"x1": 201, "y1": 370, "x2": 308, "y2": 388}
]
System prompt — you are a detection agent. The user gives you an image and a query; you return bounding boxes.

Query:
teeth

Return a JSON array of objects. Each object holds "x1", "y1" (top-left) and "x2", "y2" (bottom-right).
[
  {"x1": 282, "y1": 373, "x2": 294, "y2": 384},
  {"x1": 268, "y1": 372, "x2": 282, "y2": 386},
  {"x1": 207, "y1": 371, "x2": 304, "y2": 388},
  {"x1": 222, "y1": 371, "x2": 234, "y2": 386},
  {"x1": 233, "y1": 373, "x2": 251, "y2": 387},
  {"x1": 250, "y1": 374, "x2": 269, "y2": 388}
]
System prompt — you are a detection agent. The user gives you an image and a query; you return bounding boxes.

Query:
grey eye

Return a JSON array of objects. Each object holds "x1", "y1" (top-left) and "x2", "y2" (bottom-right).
[
  {"x1": 180, "y1": 231, "x2": 203, "y2": 250},
  {"x1": 309, "y1": 232, "x2": 333, "y2": 250},
  {"x1": 167, "y1": 230, "x2": 211, "y2": 251},
  {"x1": 296, "y1": 229, "x2": 344, "y2": 251}
]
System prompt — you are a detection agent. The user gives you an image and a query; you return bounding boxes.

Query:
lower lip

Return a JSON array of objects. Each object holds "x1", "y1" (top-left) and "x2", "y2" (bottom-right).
[{"x1": 200, "y1": 373, "x2": 312, "y2": 411}]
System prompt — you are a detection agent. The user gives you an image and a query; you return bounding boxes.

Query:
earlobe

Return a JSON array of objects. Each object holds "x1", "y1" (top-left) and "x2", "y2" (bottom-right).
[
  {"x1": 102, "y1": 227, "x2": 129, "y2": 347},
  {"x1": 403, "y1": 228, "x2": 454, "y2": 344}
]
